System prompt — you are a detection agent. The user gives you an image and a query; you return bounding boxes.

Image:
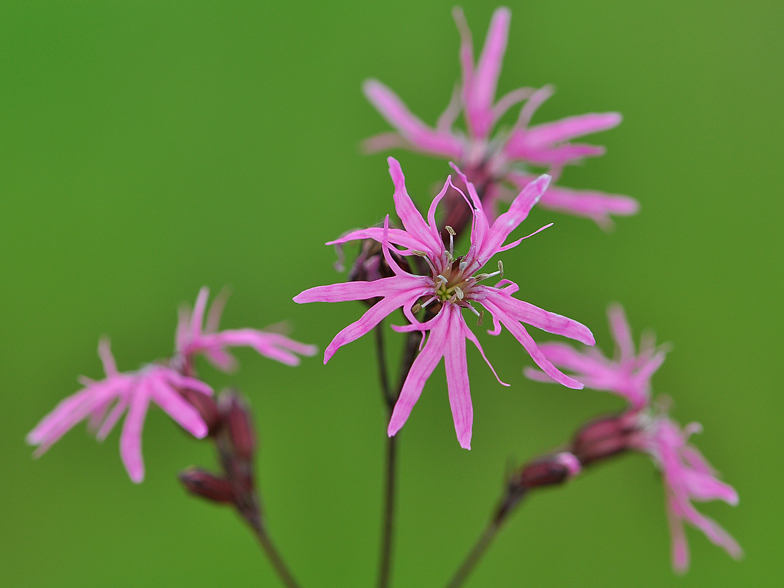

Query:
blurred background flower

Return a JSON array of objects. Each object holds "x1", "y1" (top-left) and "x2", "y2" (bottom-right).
[{"x1": 1, "y1": 1, "x2": 781, "y2": 586}]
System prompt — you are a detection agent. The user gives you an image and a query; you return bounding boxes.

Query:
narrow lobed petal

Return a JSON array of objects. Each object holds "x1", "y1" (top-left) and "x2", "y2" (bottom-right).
[
  {"x1": 443, "y1": 306, "x2": 473, "y2": 449},
  {"x1": 148, "y1": 375, "x2": 208, "y2": 439},
  {"x1": 323, "y1": 286, "x2": 429, "y2": 363},
  {"x1": 466, "y1": 7, "x2": 511, "y2": 139},
  {"x1": 388, "y1": 311, "x2": 449, "y2": 438},
  {"x1": 475, "y1": 175, "x2": 551, "y2": 263},
  {"x1": 523, "y1": 112, "x2": 623, "y2": 147},
  {"x1": 120, "y1": 383, "x2": 151, "y2": 483},
  {"x1": 363, "y1": 79, "x2": 464, "y2": 159}
]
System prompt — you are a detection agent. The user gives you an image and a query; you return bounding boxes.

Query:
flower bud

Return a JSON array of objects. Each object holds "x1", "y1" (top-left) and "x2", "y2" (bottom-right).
[
  {"x1": 179, "y1": 387, "x2": 222, "y2": 436},
  {"x1": 179, "y1": 468, "x2": 235, "y2": 504},
  {"x1": 219, "y1": 392, "x2": 256, "y2": 461},
  {"x1": 572, "y1": 412, "x2": 639, "y2": 466},
  {"x1": 516, "y1": 452, "x2": 581, "y2": 489}
]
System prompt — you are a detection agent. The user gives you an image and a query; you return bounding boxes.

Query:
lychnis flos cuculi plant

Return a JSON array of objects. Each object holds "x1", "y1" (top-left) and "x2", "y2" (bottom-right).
[{"x1": 26, "y1": 6, "x2": 740, "y2": 588}]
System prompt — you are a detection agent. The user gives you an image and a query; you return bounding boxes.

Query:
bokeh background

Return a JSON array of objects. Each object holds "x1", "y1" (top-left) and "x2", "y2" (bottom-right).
[{"x1": 1, "y1": 1, "x2": 781, "y2": 586}]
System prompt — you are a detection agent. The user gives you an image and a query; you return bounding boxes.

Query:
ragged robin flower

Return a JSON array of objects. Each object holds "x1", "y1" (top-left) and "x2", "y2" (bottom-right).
[
  {"x1": 28, "y1": 289, "x2": 315, "y2": 482},
  {"x1": 294, "y1": 157, "x2": 594, "y2": 449},
  {"x1": 524, "y1": 303, "x2": 668, "y2": 408},
  {"x1": 363, "y1": 6, "x2": 638, "y2": 229},
  {"x1": 631, "y1": 408, "x2": 742, "y2": 572}
]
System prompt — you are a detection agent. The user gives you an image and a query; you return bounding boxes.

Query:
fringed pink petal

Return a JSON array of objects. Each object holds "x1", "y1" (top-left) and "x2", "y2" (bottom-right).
[
  {"x1": 607, "y1": 303, "x2": 636, "y2": 363},
  {"x1": 481, "y1": 296, "x2": 584, "y2": 389},
  {"x1": 326, "y1": 226, "x2": 431, "y2": 255},
  {"x1": 388, "y1": 157, "x2": 444, "y2": 255},
  {"x1": 524, "y1": 112, "x2": 622, "y2": 146},
  {"x1": 148, "y1": 376, "x2": 208, "y2": 439},
  {"x1": 666, "y1": 495, "x2": 691, "y2": 574},
  {"x1": 507, "y1": 171, "x2": 638, "y2": 228},
  {"x1": 323, "y1": 287, "x2": 429, "y2": 363},
  {"x1": 475, "y1": 175, "x2": 550, "y2": 263},
  {"x1": 362, "y1": 132, "x2": 414, "y2": 154},
  {"x1": 164, "y1": 371, "x2": 213, "y2": 397},
  {"x1": 120, "y1": 383, "x2": 150, "y2": 483},
  {"x1": 461, "y1": 318, "x2": 508, "y2": 386},
  {"x1": 190, "y1": 287, "x2": 210, "y2": 342},
  {"x1": 492, "y1": 86, "x2": 536, "y2": 125},
  {"x1": 452, "y1": 7, "x2": 474, "y2": 108},
  {"x1": 205, "y1": 287, "x2": 231, "y2": 334},
  {"x1": 483, "y1": 288, "x2": 594, "y2": 345},
  {"x1": 363, "y1": 79, "x2": 464, "y2": 158},
  {"x1": 200, "y1": 329, "x2": 317, "y2": 367},
  {"x1": 97, "y1": 338, "x2": 118, "y2": 376},
  {"x1": 680, "y1": 469, "x2": 739, "y2": 505},
  {"x1": 466, "y1": 7, "x2": 511, "y2": 139},
  {"x1": 95, "y1": 396, "x2": 129, "y2": 441},
  {"x1": 443, "y1": 307, "x2": 473, "y2": 449},
  {"x1": 388, "y1": 312, "x2": 449, "y2": 437},
  {"x1": 294, "y1": 275, "x2": 426, "y2": 305}
]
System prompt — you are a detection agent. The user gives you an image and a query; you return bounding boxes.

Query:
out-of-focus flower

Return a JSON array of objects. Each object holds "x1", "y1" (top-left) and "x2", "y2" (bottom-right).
[
  {"x1": 524, "y1": 303, "x2": 667, "y2": 409},
  {"x1": 27, "y1": 339, "x2": 213, "y2": 483},
  {"x1": 175, "y1": 287, "x2": 317, "y2": 372},
  {"x1": 294, "y1": 157, "x2": 594, "y2": 449},
  {"x1": 363, "y1": 7, "x2": 637, "y2": 228},
  {"x1": 631, "y1": 412, "x2": 742, "y2": 572},
  {"x1": 28, "y1": 288, "x2": 315, "y2": 483}
]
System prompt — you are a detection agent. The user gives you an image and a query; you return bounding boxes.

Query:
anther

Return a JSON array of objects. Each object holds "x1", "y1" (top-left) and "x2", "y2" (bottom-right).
[
  {"x1": 476, "y1": 309, "x2": 485, "y2": 326},
  {"x1": 412, "y1": 303, "x2": 422, "y2": 314},
  {"x1": 411, "y1": 250, "x2": 428, "y2": 257},
  {"x1": 497, "y1": 260, "x2": 504, "y2": 278},
  {"x1": 459, "y1": 260, "x2": 468, "y2": 271},
  {"x1": 436, "y1": 275, "x2": 448, "y2": 287},
  {"x1": 446, "y1": 225, "x2": 456, "y2": 259},
  {"x1": 454, "y1": 286, "x2": 464, "y2": 300}
]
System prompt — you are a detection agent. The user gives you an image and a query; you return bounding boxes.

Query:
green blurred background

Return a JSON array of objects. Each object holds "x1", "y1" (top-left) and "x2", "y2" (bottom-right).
[{"x1": 2, "y1": 1, "x2": 781, "y2": 586}]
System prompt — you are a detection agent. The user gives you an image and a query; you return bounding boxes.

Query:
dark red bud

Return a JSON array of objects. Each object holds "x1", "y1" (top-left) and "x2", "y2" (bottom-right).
[
  {"x1": 572, "y1": 413, "x2": 639, "y2": 466},
  {"x1": 179, "y1": 388, "x2": 222, "y2": 436},
  {"x1": 514, "y1": 453, "x2": 580, "y2": 490},
  {"x1": 220, "y1": 392, "x2": 256, "y2": 461},
  {"x1": 179, "y1": 468, "x2": 235, "y2": 504}
]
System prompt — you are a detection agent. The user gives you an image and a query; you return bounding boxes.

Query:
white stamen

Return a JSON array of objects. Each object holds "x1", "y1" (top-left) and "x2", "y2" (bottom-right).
[
  {"x1": 459, "y1": 260, "x2": 468, "y2": 271},
  {"x1": 421, "y1": 296, "x2": 437, "y2": 309},
  {"x1": 446, "y1": 225, "x2": 456, "y2": 259},
  {"x1": 454, "y1": 286, "x2": 464, "y2": 300},
  {"x1": 436, "y1": 275, "x2": 448, "y2": 287},
  {"x1": 466, "y1": 304, "x2": 481, "y2": 318}
]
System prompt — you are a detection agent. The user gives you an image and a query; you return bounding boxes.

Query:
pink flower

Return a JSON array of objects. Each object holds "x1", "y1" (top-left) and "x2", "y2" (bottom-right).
[
  {"x1": 294, "y1": 157, "x2": 594, "y2": 449},
  {"x1": 175, "y1": 287, "x2": 317, "y2": 372},
  {"x1": 524, "y1": 303, "x2": 668, "y2": 408},
  {"x1": 26, "y1": 339, "x2": 213, "y2": 483},
  {"x1": 632, "y1": 413, "x2": 742, "y2": 572},
  {"x1": 363, "y1": 7, "x2": 637, "y2": 228},
  {"x1": 28, "y1": 288, "x2": 315, "y2": 483}
]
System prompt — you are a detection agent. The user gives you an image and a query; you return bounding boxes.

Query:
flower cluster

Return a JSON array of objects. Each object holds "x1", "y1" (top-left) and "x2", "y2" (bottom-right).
[
  {"x1": 27, "y1": 288, "x2": 315, "y2": 482},
  {"x1": 363, "y1": 7, "x2": 638, "y2": 228},
  {"x1": 526, "y1": 304, "x2": 741, "y2": 571},
  {"x1": 24, "y1": 4, "x2": 741, "y2": 580}
]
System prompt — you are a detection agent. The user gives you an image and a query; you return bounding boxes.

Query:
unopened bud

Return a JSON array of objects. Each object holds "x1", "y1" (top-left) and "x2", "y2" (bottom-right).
[
  {"x1": 572, "y1": 413, "x2": 639, "y2": 466},
  {"x1": 179, "y1": 468, "x2": 235, "y2": 504},
  {"x1": 219, "y1": 392, "x2": 256, "y2": 461},
  {"x1": 516, "y1": 452, "x2": 581, "y2": 489},
  {"x1": 179, "y1": 388, "x2": 221, "y2": 436}
]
